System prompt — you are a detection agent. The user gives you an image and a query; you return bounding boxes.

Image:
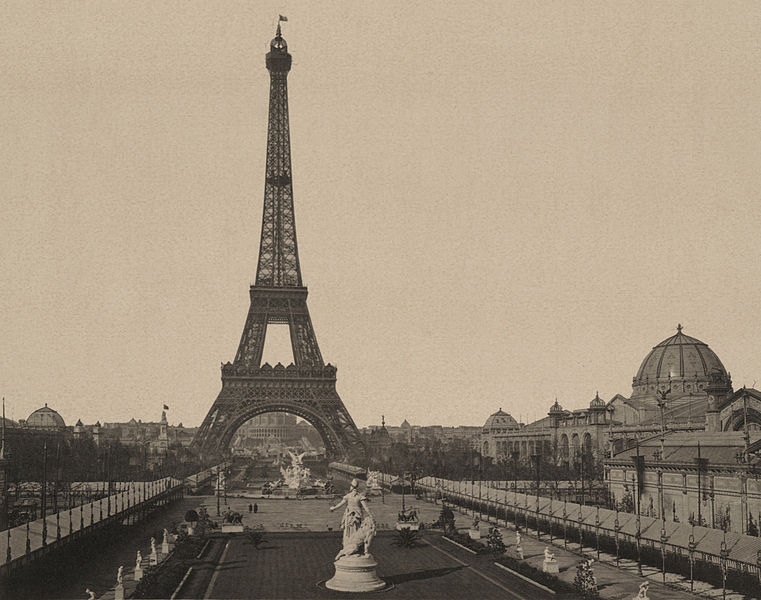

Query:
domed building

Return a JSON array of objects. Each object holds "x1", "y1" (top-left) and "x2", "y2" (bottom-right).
[
  {"x1": 480, "y1": 325, "x2": 756, "y2": 463},
  {"x1": 24, "y1": 404, "x2": 66, "y2": 429},
  {"x1": 630, "y1": 324, "x2": 732, "y2": 415},
  {"x1": 481, "y1": 408, "x2": 520, "y2": 457}
]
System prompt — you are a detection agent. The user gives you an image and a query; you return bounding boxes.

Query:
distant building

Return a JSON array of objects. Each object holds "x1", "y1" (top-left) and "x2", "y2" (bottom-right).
[
  {"x1": 361, "y1": 418, "x2": 481, "y2": 451},
  {"x1": 23, "y1": 404, "x2": 66, "y2": 430}
]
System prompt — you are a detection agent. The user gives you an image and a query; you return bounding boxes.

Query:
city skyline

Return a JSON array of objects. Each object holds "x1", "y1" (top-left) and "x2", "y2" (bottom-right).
[{"x1": 3, "y1": 2, "x2": 761, "y2": 430}]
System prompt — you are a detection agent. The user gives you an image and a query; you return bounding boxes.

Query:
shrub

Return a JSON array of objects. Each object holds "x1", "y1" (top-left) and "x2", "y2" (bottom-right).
[
  {"x1": 393, "y1": 528, "x2": 420, "y2": 548},
  {"x1": 573, "y1": 559, "x2": 600, "y2": 599},
  {"x1": 244, "y1": 527, "x2": 268, "y2": 549},
  {"x1": 486, "y1": 527, "x2": 505, "y2": 553}
]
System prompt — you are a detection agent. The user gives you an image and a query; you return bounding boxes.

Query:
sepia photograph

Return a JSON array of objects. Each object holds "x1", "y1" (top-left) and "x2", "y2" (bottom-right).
[{"x1": 2, "y1": 2, "x2": 761, "y2": 598}]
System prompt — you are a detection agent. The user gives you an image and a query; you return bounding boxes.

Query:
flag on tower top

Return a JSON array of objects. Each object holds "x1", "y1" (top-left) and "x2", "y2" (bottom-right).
[
  {"x1": 163, "y1": 404, "x2": 169, "y2": 410},
  {"x1": 279, "y1": 15, "x2": 288, "y2": 22}
]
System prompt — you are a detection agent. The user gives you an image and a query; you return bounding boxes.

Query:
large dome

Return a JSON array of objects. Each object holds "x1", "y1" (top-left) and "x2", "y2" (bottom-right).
[
  {"x1": 26, "y1": 404, "x2": 66, "y2": 429},
  {"x1": 632, "y1": 325, "x2": 730, "y2": 400},
  {"x1": 483, "y1": 408, "x2": 520, "y2": 432}
]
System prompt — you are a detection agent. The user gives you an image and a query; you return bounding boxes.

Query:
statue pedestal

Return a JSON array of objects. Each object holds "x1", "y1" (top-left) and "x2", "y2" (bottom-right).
[
  {"x1": 149, "y1": 552, "x2": 158, "y2": 566},
  {"x1": 134, "y1": 566, "x2": 143, "y2": 581},
  {"x1": 468, "y1": 529, "x2": 481, "y2": 540},
  {"x1": 542, "y1": 558, "x2": 559, "y2": 574},
  {"x1": 515, "y1": 545, "x2": 524, "y2": 559},
  {"x1": 222, "y1": 523, "x2": 244, "y2": 533},
  {"x1": 114, "y1": 584, "x2": 124, "y2": 600},
  {"x1": 326, "y1": 554, "x2": 385, "y2": 592}
]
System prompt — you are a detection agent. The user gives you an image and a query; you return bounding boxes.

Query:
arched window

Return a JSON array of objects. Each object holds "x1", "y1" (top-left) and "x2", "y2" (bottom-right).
[{"x1": 560, "y1": 434, "x2": 569, "y2": 460}]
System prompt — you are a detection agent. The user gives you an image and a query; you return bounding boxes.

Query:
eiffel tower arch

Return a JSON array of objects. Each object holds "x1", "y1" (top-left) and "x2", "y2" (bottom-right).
[{"x1": 193, "y1": 25, "x2": 366, "y2": 463}]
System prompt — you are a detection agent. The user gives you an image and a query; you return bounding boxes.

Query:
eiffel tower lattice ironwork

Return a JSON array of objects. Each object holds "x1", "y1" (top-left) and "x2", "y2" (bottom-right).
[{"x1": 193, "y1": 25, "x2": 365, "y2": 462}]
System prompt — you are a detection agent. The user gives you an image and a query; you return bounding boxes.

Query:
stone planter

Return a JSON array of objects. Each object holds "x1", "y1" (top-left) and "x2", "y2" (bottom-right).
[{"x1": 468, "y1": 529, "x2": 481, "y2": 540}]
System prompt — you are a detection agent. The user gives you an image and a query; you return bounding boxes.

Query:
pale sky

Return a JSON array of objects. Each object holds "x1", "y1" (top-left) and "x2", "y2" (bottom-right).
[{"x1": 2, "y1": 2, "x2": 761, "y2": 430}]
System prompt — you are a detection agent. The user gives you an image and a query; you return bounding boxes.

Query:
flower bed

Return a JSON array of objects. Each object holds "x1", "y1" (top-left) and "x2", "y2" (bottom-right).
[
  {"x1": 443, "y1": 531, "x2": 494, "y2": 555},
  {"x1": 494, "y1": 553, "x2": 576, "y2": 594}
]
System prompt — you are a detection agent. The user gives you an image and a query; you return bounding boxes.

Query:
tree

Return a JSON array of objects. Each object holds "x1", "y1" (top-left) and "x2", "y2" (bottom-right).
[{"x1": 748, "y1": 513, "x2": 759, "y2": 537}]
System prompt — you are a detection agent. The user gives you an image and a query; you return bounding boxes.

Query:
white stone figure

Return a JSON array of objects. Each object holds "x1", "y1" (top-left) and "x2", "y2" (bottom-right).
[
  {"x1": 150, "y1": 537, "x2": 157, "y2": 556},
  {"x1": 117, "y1": 565, "x2": 123, "y2": 585},
  {"x1": 635, "y1": 581, "x2": 650, "y2": 599},
  {"x1": 330, "y1": 479, "x2": 376, "y2": 560},
  {"x1": 515, "y1": 531, "x2": 521, "y2": 546},
  {"x1": 134, "y1": 550, "x2": 144, "y2": 581},
  {"x1": 85, "y1": 589, "x2": 95, "y2": 600},
  {"x1": 542, "y1": 546, "x2": 559, "y2": 573}
]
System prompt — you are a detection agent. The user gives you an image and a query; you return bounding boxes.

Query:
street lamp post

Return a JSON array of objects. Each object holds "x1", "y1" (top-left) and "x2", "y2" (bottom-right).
[
  {"x1": 720, "y1": 532, "x2": 729, "y2": 600},
  {"x1": 595, "y1": 505, "x2": 600, "y2": 561},
  {"x1": 688, "y1": 525, "x2": 696, "y2": 592},
  {"x1": 531, "y1": 452, "x2": 541, "y2": 539},
  {"x1": 562, "y1": 496, "x2": 568, "y2": 550},
  {"x1": 216, "y1": 469, "x2": 220, "y2": 517},
  {"x1": 41, "y1": 440, "x2": 48, "y2": 546},
  {"x1": 614, "y1": 507, "x2": 620, "y2": 567},
  {"x1": 656, "y1": 386, "x2": 671, "y2": 459}
]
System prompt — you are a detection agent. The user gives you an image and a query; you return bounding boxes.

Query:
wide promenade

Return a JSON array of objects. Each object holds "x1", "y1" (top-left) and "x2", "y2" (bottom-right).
[{"x1": 172, "y1": 494, "x2": 555, "y2": 600}]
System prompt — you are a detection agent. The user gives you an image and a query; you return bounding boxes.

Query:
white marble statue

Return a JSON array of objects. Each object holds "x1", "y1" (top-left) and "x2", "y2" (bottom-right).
[
  {"x1": 287, "y1": 449, "x2": 308, "y2": 466},
  {"x1": 636, "y1": 581, "x2": 649, "y2": 599},
  {"x1": 85, "y1": 589, "x2": 95, "y2": 600},
  {"x1": 136, "y1": 550, "x2": 142, "y2": 569},
  {"x1": 117, "y1": 565, "x2": 123, "y2": 585},
  {"x1": 515, "y1": 531, "x2": 521, "y2": 546},
  {"x1": 330, "y1": 478, "x2": 376, "y2": 560},
  {"x1": 544, "y1": 547, "x2": 554, "y2": 562},
  {"x1": 163, "y1": 528, "x2": 169, "y2": 544},
  {"x1": 150, "y1": 537, "x2": 157, "y2": 556},
  {"x1": 366, "y1": 470, "x2": 382, "y2": 491}
]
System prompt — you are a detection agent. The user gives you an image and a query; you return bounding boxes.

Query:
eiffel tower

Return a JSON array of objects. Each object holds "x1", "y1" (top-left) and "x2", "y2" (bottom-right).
[{"x1": 193, "y1": 25, "x2": 365, "y2": 462}]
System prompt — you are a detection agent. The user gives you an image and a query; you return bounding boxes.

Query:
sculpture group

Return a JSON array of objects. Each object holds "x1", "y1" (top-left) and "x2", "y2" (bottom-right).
[{"x1": 325, "y1": 479, "x2": 385, "y2": 592}]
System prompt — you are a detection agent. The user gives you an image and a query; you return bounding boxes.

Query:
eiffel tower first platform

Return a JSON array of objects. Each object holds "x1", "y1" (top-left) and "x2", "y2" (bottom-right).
[{"x1": 193, "y1": 25, "x2": 365, "y2": 463}]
